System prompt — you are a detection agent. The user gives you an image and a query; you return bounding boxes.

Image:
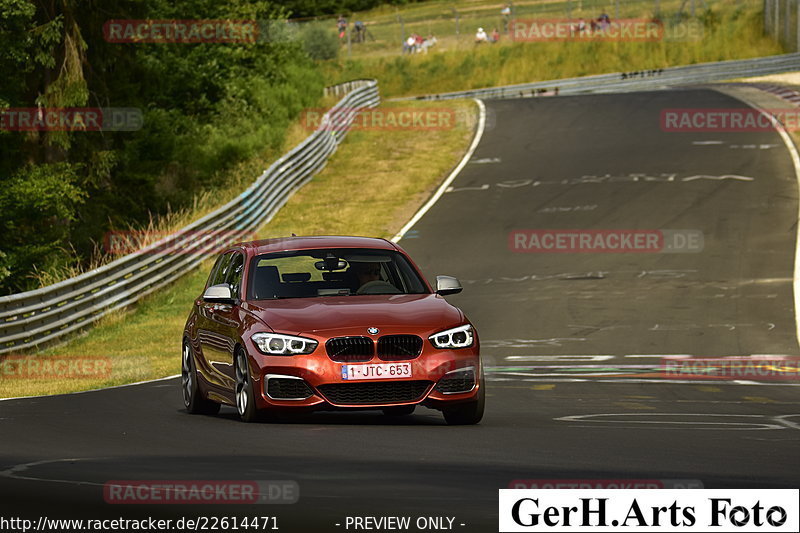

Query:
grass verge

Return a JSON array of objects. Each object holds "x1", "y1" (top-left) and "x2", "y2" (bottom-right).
[{"x1": 0, "y1": 99, "x2": 478, "y2": 399}]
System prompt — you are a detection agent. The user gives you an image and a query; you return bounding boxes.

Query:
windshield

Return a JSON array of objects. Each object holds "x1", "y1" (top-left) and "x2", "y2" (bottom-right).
[{"x1": 247, "y1": 248, "x2": 429, "y2": 300}]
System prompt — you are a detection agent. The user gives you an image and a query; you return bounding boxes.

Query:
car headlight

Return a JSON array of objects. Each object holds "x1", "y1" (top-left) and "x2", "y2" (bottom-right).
[
  {"x1": 429, "y1": 324, "x2": 474, "y2": 349},
  {"x1": 251, "y1": 332, "x2": 318, "y2": 355}
]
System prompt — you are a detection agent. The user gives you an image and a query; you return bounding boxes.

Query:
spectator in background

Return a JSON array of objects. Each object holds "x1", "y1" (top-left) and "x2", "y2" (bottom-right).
[
  {"x1": 337, "y1": 15, "x2": 347, "y2": 40},
  {"x1": 353, "y1": 20, "x2": 365, "y2": 43},
  {"x1": 572, "y1": 18, "x2": 587, "y2": 37},
  {"x1": 403, "y1": 34, "x2": 416, "y2": 54},
  {"x1": 419, "y1": 34, "x2": 437, "y2": 53},
  {"x1": 501, "y1": 4, "x2": 512, "y2": 32},
  {"x1": 490, "y1": 28, "x2": 500, "y2": 42},
  {"x1": 597, "y1": 12, "x2": 611, "y2": 31},
  {"x1": 475, "y1": 27, "x2": 488, "y2": 43}
]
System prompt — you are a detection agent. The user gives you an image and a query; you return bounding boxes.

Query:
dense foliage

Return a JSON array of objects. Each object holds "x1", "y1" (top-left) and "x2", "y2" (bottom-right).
[{"x1": 0, "y1": 0, "x2": 324, "y2": 294}]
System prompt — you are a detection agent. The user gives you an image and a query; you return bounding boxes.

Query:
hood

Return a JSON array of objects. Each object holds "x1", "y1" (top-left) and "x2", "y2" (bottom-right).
[{"x1": 244, "y1": 294, "x2": 463, "y2": 335}]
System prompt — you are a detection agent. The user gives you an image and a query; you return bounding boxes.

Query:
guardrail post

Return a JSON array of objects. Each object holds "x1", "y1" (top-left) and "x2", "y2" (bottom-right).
[
  {"x1": 397, "y1": 15, "x2": 404, "y2": 42},
  {"x1": 785, "y1": 0, "x2": 791, "y2": 45},
  {"x1": 764, "y1": 0, "x2": 771, "y2": 36}
]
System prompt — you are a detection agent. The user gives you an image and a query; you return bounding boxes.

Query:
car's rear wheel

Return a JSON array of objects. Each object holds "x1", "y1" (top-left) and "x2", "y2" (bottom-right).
[
  {"x1": 235, "y1": 348, "x2": 261, "y2": 423},
  {"x1": 382, "y1": 405, "x2": 416, "y2": 417},
  {"x1": 182, "y1": 341, "x2": 220, "y2": 415},
  {"x1": 442, "y1": 368, "x2": 485, "y2": 425}
]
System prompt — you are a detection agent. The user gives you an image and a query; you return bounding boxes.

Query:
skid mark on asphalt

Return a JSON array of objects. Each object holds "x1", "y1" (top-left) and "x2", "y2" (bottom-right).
[
  {"x1": 743, "y1": 396, "x2": 779, "y2": 403},
  {"x1": 612, "y1": 402, "x2": 656, "y2": 410},
  {"x1": 0, "y1": 458, "x2": 105, "y2": 487}
]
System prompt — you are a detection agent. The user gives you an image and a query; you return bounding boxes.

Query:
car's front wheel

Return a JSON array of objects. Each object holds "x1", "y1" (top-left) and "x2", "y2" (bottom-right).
[
  {"x1": 442, "y1": 368, "x2": 485, "y2": 425},
  {"x1": 235, "y1": 347, "x2": 261, "y2": 423},
  {"x1": 182, "y1": 341, "x2": 220, "y2": 415}
]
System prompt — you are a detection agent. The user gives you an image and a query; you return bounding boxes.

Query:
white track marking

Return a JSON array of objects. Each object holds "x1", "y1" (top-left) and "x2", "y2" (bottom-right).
[
  {"x1": 625, "y1": 354, "x2": 692, "y2": 358},
  {"x1": 392, "y1": 99, "x2": 486, "y2": 242},
  {"x1": 555, "y1": 413, "x2": 788, "y2": 431},
  {"x1": 774, "y1": 414, "x2": 800, "y2": 430},
  {"x1": 504, "y1": 355, "x2": 615, "y2": 362}
]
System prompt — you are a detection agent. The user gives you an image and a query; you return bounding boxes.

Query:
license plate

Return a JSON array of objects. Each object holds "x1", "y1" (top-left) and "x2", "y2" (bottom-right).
[{"x1": 341, "y1": 363, "x2": 412, "y2": 380}]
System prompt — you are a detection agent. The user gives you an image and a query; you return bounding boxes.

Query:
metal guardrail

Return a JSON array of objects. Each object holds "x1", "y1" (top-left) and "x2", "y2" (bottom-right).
[
  {"x1": 392, "y1": 53, "x2": 800, "y2": 101},
  {"x1": 0, "y1": 80, "x2": 380, "y2": 355}
]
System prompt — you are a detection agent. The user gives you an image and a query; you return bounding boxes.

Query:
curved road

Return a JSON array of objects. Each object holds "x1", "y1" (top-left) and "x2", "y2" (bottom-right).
[{"x1": 2, "y1": 88, "x2": 799, "y2": 532}]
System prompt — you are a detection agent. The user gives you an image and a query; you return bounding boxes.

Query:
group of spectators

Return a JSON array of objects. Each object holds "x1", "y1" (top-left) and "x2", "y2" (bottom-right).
[
  {"x1": 390, "y1": 4, "x2": 617, "y2": 55},
  {"x1": 474, "y1": 27, "x2": 500, "y2": 44},
  {"x1": 570, "y1": 12, "x2": 613, "y2": 36},
  {"x1": 337, "y1": 15, "x2": 369, "y2": 43},
  {"x1": 403, "y1": 33, "x2": 437, "y2": 54}
]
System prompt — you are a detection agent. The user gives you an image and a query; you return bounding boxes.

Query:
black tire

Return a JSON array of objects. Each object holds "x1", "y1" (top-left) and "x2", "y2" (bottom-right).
[
  {"x1": 382, "y1": 405, "x2": 416, "y2": 417},
  {"x1": 442, "y1": 368, "x2": 485, "y2": 425},
  {"x1": 182, "y1": 341, "x2": 220, "y2": 415},
  {"x1": 235, "y1": 347, "x2": 261, "y2": 423}
]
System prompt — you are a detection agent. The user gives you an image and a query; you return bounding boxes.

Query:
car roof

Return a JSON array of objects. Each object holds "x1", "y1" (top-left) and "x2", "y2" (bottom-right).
[{"x1": 239, "y1": 235, "x2": 398, "y2": 255}]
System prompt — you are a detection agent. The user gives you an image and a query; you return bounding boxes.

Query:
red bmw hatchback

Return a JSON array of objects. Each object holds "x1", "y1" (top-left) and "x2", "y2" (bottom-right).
[{"x1": 182, "y1": 236, "x2": 484, "y2": 424}]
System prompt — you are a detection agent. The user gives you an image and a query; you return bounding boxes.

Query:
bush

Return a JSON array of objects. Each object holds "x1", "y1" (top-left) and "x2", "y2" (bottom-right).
[
  {"x1": 0, "y1": 0, "x2": 325, "y2": 294},
  {"x1": 303, "y1": 25, "x2": 340, "y2": 60}
]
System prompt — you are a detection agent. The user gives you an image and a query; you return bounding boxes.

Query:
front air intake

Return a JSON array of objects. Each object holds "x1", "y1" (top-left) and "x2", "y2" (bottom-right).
[{"x1": 326, "y1": 336, "x2": 374, "y2": 362}]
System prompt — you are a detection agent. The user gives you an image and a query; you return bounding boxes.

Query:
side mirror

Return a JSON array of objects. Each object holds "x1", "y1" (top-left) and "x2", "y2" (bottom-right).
[
  {"x1": 203, "y1": 284, "x2": 235, "y2": 304},
  {"x1": 435, "y1": 275, "x2": 463, "y2": 296}
]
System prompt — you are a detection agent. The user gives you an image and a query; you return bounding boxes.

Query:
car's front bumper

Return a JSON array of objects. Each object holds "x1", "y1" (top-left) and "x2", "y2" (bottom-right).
[{"x1": 244, "y1": 337, "x2": 481, "y2": 411}]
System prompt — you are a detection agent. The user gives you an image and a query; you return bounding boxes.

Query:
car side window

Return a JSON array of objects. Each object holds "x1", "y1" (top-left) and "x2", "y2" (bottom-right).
[
  {"x1": 209, "y1": 252, "x2": 234, "y2": 287},
  {"x1": 226, "y1": 252, "x2": 245, "y2": 299}
]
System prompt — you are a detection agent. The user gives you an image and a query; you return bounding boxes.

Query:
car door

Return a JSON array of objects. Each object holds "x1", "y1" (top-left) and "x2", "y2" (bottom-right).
[
  {"x1": 196, "y1": 251, "x2": 238, "y2": 390},
  {"x1": 215, "y1": 251, "x2": 246, "y2": 386}
]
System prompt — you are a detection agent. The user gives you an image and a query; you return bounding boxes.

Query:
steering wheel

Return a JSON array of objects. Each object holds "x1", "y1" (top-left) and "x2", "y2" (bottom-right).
[{"x1": 356, "y1": 280, "x2": 402, "y2": 295}]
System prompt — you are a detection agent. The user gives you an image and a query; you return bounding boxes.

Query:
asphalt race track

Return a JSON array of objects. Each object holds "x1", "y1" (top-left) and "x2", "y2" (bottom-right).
[{"x1": 2, "y1": 88, "x2": 800, "y2": 532}]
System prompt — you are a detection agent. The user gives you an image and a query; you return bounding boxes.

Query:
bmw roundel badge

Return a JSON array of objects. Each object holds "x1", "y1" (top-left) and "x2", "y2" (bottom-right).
[{"x1": 367, "y1": 327, "x2": 379, "y2": 335}]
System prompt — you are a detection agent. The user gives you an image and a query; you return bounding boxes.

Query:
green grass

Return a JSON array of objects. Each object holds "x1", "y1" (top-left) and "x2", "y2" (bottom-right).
[
  {"x1": 318, "y1": 0, "x2": 781, "y2": 97},
  {"x1": 0, "y1": 99, "x2": 478, "y2": 399}
]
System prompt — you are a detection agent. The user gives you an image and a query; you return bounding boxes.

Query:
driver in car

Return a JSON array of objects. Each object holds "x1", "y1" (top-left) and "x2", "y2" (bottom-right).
[{"x1": 351, "y1": 262, "x2": 401, "y2": 294}]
